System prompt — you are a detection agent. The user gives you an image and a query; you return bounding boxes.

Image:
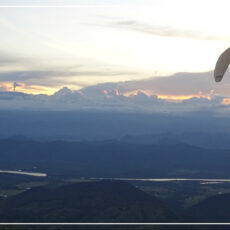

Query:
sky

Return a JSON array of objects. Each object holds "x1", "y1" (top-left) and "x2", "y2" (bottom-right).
[{"x1": 0, "y1": 0, "x2": 230, "y2": 99}]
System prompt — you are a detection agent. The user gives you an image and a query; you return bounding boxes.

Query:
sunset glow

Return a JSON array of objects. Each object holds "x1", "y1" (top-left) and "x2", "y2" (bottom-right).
[
  {"x1": 0, "y1": 82, "x2": 57, "y2": 95},
  {"x1": 222, "y1": 98, "x2": 230, "y2": 105},
  {"x1": 157, "y1": 94, "x2": 211, "y2": 102}
]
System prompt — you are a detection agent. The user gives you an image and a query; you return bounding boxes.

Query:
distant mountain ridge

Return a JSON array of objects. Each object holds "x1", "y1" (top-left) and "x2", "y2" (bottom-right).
[
  {"x1": 121, "y1": 132, "x2": 230, "y2": 149},
  {"x1": 0, "y1": 110, "x2": 230, "y2": 141},
  {"x1": 1, "y1": 139, "x2": 230, "y2": 178}
]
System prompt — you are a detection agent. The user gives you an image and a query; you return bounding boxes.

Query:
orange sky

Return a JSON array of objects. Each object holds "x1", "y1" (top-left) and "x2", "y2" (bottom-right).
[
  {"x1": 0, "y1": 82, "x2": 57, "y2": 95},
  {"x1": 0, "y1": 81, "x2": 216, "y2": 104}
]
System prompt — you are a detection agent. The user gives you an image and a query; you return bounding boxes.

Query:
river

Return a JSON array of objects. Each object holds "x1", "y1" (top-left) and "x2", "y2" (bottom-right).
[
  {"x1": 92, "y1": 177, "x2": 230, "y2": 183},
  {"x1": 0, "y1": 170, "x2": 47, "y2": 177}
]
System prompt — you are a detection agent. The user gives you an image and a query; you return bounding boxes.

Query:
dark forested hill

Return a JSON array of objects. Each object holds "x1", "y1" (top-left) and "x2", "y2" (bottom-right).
[
  {"x1": 0, "y1": 181, "x2": 176, "y2": 223},
  {"x1": 186, "y1": 193, "x2": 230, "y2": 222}
]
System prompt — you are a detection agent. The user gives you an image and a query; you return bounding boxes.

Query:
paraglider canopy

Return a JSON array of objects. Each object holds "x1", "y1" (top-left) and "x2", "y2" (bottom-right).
[{"x1": 214, "y1": 48, "x2": 230, "y2": 82}]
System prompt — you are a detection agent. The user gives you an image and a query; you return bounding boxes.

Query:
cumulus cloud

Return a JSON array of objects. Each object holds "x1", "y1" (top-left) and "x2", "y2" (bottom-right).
[
  {"x1": 0, "y1": 71, "x2": 229, "y2": 115},
  {"x1": 0, "y1": 86, "x2": 224, "y2": 115}
]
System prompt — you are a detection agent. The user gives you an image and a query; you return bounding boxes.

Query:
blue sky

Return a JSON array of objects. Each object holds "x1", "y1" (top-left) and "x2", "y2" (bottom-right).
[{"x1": 0, "y1": 0, "x2": 230, "y2": 97}]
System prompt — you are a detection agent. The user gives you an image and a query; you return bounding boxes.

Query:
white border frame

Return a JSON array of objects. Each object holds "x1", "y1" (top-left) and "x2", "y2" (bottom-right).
[{"x1": 0, "y1": 223, "x2": 230, "y2": 225}]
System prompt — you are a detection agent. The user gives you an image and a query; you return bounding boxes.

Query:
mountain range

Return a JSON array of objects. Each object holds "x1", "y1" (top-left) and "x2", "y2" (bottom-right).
[{"x1": 1, "y1": 139, "x2": 230, "y2": 178}]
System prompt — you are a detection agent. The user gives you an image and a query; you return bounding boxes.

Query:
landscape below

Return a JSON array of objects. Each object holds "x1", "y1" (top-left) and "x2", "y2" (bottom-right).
[{"x1": 0, "y1": 138, "x2": 230, "y2": 223}]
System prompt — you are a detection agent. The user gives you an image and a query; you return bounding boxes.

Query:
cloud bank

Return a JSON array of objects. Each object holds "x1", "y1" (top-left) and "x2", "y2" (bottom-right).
[{"x1": 0, "y1": 71, "x2": 230, "y2": 115}]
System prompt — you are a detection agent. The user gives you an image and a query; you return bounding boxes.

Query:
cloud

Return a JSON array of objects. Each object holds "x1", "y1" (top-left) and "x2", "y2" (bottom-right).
[
  {"x1": 82, "y1": 71, "x2": 230, "y2": 97},
  {"x1": 0, "y1": 69, "x2": 137, "y2": 89},
  {"x1": 122, "y1": 72, "x2": 215, "y2": 95},
  {"x1": 0, "y1": 84, "x2": 223, "y2": 114},
  {"x1": 0, "y1": 71, "x2": 229, "y2": 115},
  {"x1": 0, "y1": 71, "x2": 70, "y2": 82},
  {"x1": 113, "y1": 20, "x2": 228, "y2": 41},
  {"x1": 0, "y1": 51, "x2": 22, "y2": 67}
]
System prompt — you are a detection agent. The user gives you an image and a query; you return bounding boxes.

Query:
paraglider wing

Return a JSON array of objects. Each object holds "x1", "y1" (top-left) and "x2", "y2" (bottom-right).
[{"x1": 214, "y1": 48, "x2": 230, "y2": 82}]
